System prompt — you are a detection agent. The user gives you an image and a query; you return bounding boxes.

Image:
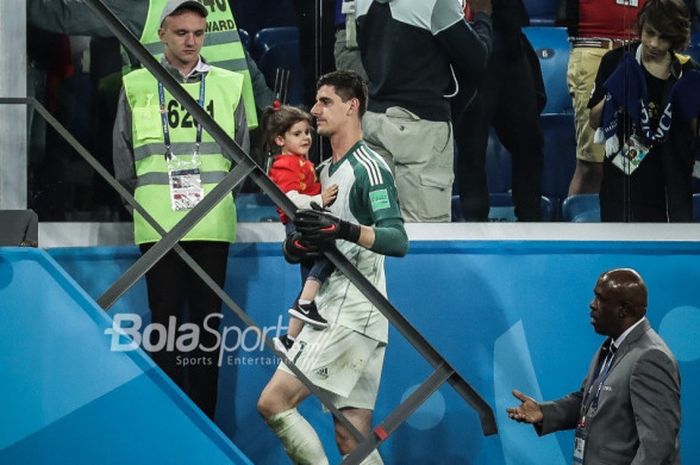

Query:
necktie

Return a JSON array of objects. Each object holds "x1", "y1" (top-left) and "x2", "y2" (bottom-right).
[{"x1": 597, "y1": 340, "x2": 617, "y2": 379}]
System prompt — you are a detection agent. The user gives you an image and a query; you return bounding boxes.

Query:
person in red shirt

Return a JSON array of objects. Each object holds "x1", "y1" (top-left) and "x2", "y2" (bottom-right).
[
  {"x1": 262, "y1": 103, "x2": 339, "y2": 353},
  {"x1": 564, "y1": 0, "x2": 646, "y2": 195}
]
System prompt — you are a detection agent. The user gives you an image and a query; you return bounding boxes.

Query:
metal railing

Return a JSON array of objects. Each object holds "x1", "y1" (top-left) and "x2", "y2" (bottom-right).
[{"x1": 10, "y1": 1, "x2": 498, "y2": 461}]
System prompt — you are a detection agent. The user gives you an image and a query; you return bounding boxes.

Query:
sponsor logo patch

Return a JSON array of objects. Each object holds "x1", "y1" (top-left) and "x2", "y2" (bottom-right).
[{"x1": 369, "y1": 189, "x2": 391, "y2": 211}]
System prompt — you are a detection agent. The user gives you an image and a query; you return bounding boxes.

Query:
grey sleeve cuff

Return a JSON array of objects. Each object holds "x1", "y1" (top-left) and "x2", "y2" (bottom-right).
[
  {"x1": 112, "y1": 88, "x2": 137, "y2": 213},
  {"x1": 234, "y1": 94, "x2": 250, "y2": 156}
]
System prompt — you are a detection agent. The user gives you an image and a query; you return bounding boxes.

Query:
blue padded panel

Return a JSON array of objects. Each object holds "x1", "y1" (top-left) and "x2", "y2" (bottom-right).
[
  {"x1": 41, "y1": 243, "x2": 700, "y2": 464},
  {"x1": 562, "y1": 194, "x2": 601, "y2": 222},
  {"x1": 524, "y1": 27, "x2": 572, "y2": 114},
  {"x1": 495, "y1": 321, "x2": 568, "y2": 464},
  {"x1": 0, "y1": 248, "x2": 252, "y2": 465}
]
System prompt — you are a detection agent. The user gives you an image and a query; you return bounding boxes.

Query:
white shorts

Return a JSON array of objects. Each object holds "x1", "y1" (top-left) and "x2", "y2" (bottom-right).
[{"x1": 278, "y1": 324, "x2": 386, "y2": 410}]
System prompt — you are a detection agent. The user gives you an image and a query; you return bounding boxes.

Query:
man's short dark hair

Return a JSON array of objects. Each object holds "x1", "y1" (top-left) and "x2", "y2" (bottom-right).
[
  {"x1": 637, "y1": 0, "x2": 691, "y2": 51},
  {"x1": 317, "y1": 70, "x2": 368, "y2": 117}
]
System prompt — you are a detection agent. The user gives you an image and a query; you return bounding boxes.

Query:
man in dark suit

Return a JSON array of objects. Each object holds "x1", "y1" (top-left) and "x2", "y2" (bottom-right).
[
  {"x1": 454, "y1": 0, "x2": 546, "y2": 222},
  {"x1": 507, "y1": 268, "x2": 681, "y2": 465}
]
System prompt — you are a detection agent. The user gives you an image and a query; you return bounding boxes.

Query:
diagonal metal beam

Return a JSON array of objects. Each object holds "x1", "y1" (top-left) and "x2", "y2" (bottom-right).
[
  {"x1": 323, "y1": 248, "x2": 497, "y2": 436},
  {"x1": 8, "y1": 95, "x2": 366, "y2": 444},
  {"x1": 96, "y1": 161, "x2": 254, "y2": 309},
  {"x1": 160, "y1": 238, "x2": 366, "y2": 443},
  {"x1": 80, "y1": 0, "x2": 496, "y2": 453},
  {"x1": 342, "y1": 363, "x2": 455, "y2": 465}
]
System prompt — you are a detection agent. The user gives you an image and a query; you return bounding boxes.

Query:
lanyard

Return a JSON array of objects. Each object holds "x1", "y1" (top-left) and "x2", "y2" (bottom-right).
[
  {"x1": 158, "y1": 77, "x2": 206, "y2": 160},
  {"x1": 582, "y1": 348, "x2": 617, "y2": 415}
]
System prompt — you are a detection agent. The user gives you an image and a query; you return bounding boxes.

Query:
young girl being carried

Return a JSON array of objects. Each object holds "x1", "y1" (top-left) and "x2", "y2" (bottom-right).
[{"x1": 261, "y1": 103, "x2": 339, "y2": 354}]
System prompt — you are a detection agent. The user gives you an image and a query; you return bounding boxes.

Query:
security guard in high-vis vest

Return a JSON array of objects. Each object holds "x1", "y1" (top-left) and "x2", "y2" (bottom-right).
[
  {"x1": 113, "y1": 0, "x2": 249, "y2": 419},
  {"x1": 30, "y1": 0, "x2": 270, "y2": 129},
  {"x1": 132, "y1": 0, "x2": 260, "y2": 128}
]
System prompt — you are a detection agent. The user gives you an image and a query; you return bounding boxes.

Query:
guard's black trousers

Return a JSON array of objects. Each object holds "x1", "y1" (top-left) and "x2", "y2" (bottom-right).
[{"x1": 140, "y1": 241, "x2": 229, "y2": 419}]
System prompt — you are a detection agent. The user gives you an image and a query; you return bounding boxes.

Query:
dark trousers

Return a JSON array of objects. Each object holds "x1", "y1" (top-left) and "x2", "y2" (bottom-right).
[
  {"x1": 454, "y1": 38, "x2": 544, "y2": 221},
  {"x1": 140, "y1": 241, "x2": 230, "y2": 419},
  {"x1": 600, "y1": 147, "x2": 693, "y2": 222}
]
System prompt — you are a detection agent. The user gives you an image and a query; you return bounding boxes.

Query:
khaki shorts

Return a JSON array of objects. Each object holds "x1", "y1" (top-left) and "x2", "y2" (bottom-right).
[
  {"x1": 362, "y1": 108, "x2": 453, "y2": 222},
  {"x1": 279, "y1": 324, "x2": 386, "y2": 410},
  {"x1": 567, "y1": 47, "x2": 607, "y2": 163}
]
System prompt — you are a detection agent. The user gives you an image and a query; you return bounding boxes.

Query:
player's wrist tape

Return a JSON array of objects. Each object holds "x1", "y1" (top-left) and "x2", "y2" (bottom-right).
[{"x1": 339, "y1": 220, "x2": 361, "y2": 243}]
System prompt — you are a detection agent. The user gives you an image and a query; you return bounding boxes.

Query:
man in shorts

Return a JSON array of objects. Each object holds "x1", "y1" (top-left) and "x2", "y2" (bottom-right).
[
  {"x1": 564, "y1": 0, "x2": 646, "y2": 195},
  {"x1": 257, "y1": 70, "x2": 408, "y2": 465}
]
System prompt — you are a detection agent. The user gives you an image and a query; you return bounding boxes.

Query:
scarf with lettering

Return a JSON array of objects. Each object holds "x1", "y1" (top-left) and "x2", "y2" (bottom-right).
[{"x1": 594, "y1": 45, "x2": 700, "y2": 158}]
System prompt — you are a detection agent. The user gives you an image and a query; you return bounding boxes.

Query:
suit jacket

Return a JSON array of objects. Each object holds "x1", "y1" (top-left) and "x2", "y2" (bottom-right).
[{"x1": 537, "y1": 319, "x2": 681, "y2": 465}]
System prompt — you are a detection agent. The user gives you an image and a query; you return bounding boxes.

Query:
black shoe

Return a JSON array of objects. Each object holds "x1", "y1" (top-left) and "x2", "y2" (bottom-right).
[
  {"x1": 273, "y1": 333, "x2": 295, "y2": 355},
  {"x1": 289, "y1": 301, "x2": 328, "y2": 329}
]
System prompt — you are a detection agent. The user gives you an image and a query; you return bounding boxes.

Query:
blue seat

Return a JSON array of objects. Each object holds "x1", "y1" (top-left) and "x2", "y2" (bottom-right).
[
  {"x1": 235, "y1": 193, "x2": 279, "y2": 222},
  {"x1": 541, "y1": 113, "x2": 577, "y2": 202},
  {"x1": 489, "y1": 193, "x2": 555, "y2": 222},
  {"x1": 251, "y1": 26, "x2": 300, "y2": 61},
  {"x1": 238, "y1": 28, "x2": 250, "y2": 51},
  {"x1": 486, "y1": 128, "x2": 513, "y2": 193},
  {"x1": 562, "y1": 194, "x2": 601, "y2": 222},
  {"x1": 480, "y1": 113, "x2": 575, "y2": 214},
  {"x1": 453, "y1": 193, "x2": 555, "y2": 222},
  {"x1": 524, "y1": 0, "x2": 559, "y2": 25},
  {"x1": 232, "y1": 0, "x2": 296, "y2": 43},
  {"x1": 257, "y1": 41, "x2": 305, "y2": 105},
  {"x1": 488, "y1": 193, "x2": 518, "y2": 222},
  {"x1": 523, "y1": 27, "x2": 572, "y2": 114}
]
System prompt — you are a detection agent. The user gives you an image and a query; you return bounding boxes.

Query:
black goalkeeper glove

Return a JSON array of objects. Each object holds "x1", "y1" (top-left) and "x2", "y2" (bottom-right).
[
  {"x1": 294, "y1": 202, "x2": 361, "y2": 244},
  {"x1": 282, "y1": 232, "x2": 321, "y2": 264}
]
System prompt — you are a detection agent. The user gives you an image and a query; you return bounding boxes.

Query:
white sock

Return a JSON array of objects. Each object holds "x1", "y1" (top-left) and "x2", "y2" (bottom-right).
[
  {"x1": 298, "y1": 299, "x2": 312, "y2": 306},
  {"x1": 363, "y1": 450, "x2": 384, "y2": 465},
  {"x1": 342, "y1": 450, "x2": 384, "y2": 465},
  {"x1": 266, "y1": 409, "x2": 329, "y2": 465}
]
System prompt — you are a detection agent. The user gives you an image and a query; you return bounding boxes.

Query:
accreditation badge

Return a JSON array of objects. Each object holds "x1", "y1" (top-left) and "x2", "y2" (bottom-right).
[
  {"x1": 611, "y1": 134, "x2": 649, "y2": 175},
  {"x1": 573, "y1": 427, "x2": 587, "y2": 464},
  {"x1": 167, "y1": 152, "x2": 204, "y2": 211}
]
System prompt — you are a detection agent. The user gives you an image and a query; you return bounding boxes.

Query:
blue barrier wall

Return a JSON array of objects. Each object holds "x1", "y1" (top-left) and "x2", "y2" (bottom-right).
[
  {"x1": 0, "y1": 248, "x2": 252, "y2": 465},
  {"x1": 30, "y1": 243, "x2": 700, "y2": 463}
]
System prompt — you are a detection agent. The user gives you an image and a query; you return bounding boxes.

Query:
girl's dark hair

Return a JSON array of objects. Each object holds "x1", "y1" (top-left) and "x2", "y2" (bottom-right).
[
  {"x1": 260, "y1": 104, "x2": 313, "y2": 156},
  {"x1": 637, "y1": 0, "x2": 691, "y2": 51}
]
